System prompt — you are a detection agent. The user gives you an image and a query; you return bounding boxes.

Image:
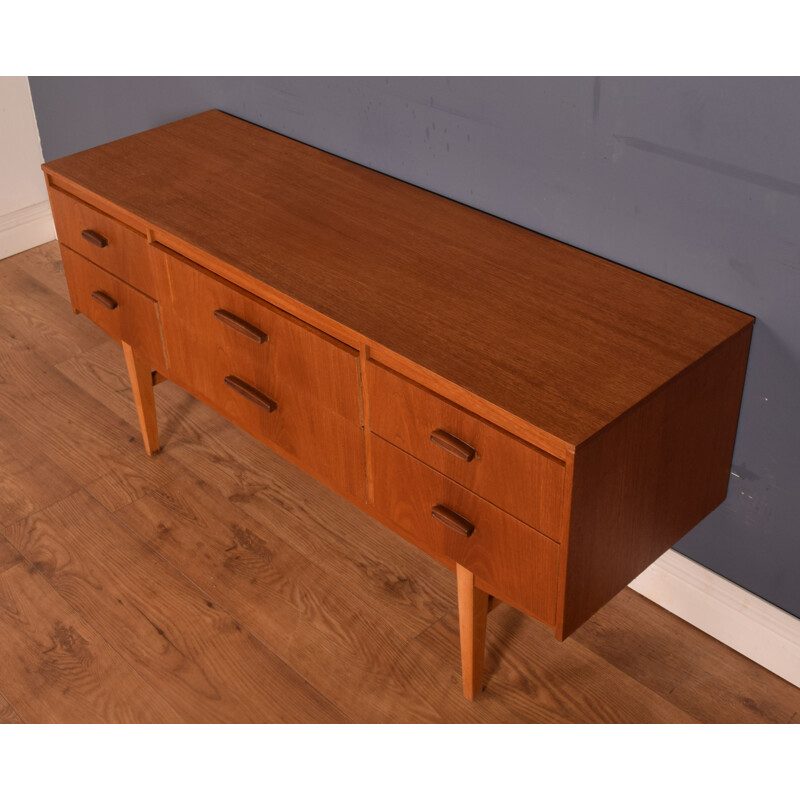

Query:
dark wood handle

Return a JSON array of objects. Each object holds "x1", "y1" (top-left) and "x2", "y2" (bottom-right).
[
  {"x1": 431, "y1": 504, "x2": 474, "y2": 537},
  {"x1": 91, "y1": 290, "x2": 118, "y2": 310},
  {"x1": 213, "y1": 309, "x2": 268, "y2": 344},
  {"x1": 81, "y1": 229, "x2": 108, "y2": 248},
  {"x1": 430, "y1": 429, "x2": 476, "y2": 462},
  {"x1": 224, "y1": 375, "x2": 277, "y2": 413}
]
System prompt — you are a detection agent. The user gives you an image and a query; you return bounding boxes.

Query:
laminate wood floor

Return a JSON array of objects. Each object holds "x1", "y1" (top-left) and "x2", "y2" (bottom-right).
[{"x1": 0, "y1": 242, "x2": 798, "y2": 724}]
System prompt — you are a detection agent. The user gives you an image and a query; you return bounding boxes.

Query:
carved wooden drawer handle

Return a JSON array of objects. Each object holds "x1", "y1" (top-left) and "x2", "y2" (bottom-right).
[
  {"x1": 224, "y1": 375, "x2": 277, "y2": 413},
  {"x1": 81, "y1": 229, "x2": 108, "y2": 248},
  {"x1": 431, "y1": 504, "x2": 475, "y2": 537},
  {"x1": 214, "y1": 309, "x2": 268, "y2": 344},
  {"x1": 91, "y1": 290, "x2": 118, "y2": 310},
  {"x1": 430, "y1": 429, "x2": 476, "y2": 462}
]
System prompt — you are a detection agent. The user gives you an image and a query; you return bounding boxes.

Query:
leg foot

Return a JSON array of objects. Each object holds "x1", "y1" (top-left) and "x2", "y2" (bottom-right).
[
  {"x1": 122, "y1": 342, "x2": 160, "y2": 455},
  {"x1": 456, "y1": 563, "x2": 489, "y2": 700}
]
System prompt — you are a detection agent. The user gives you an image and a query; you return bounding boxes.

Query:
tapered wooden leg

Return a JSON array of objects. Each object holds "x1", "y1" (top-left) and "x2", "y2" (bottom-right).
[
  {"x1": 122, "y1": 342, "x2": 160, "y2": 455},
  {"x1": 456, "y1": 563, "x2": 489, "y2": 700}
]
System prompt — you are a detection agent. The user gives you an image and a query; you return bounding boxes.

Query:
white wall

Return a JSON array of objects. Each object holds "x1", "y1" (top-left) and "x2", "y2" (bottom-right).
[{"x1": 0, "y1": 76, "x2": 55, "y2": 259}]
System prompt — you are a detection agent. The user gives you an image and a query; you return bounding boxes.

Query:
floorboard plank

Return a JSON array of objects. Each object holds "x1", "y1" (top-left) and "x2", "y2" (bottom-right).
[
  {"x1": 2, "y1": 241, "x2": 71, "y2": 302},
  {"x1": 0, "y1": 561, "x2": 181, "y2": 723},
  {"x1": 56, "y1": 340, "x2": 230, "y2": 450},
  {"x1": 0, "y1": 691, "x2": 23, "y2": 723},
  {"x1": 417, "y1": 605, "x2": 698, "y2": 723},
  {"x1": 167, "y1": 410, "x2": 456, "y2": 640},
  {"x1": 0, "y1": 254, "x2": 106, "y2": 365},
  {"x1": 0, "y1": 415, "x2": 80, "y2": 528},
  {"x1": 571, "y1": 588, "x2": 800, "y2": 724},
  {"x1": 116, "y1": 474, "x2": 525, "y2": 723},
  {"x1": 0, "y1": 344, "x2": 182, "y2": 511},
  {"x1": 3, "y1": 491, "x2": 347, "y2": 723},
  {"x1": 59, "y1": 334, "x2": 457, "y2": 641},
  {"x1": 2, "y1": 243, "x2": 799, "y2": 723},
  {"x1": 0, "y1": 538, "x2": 23, "y2": 576}
]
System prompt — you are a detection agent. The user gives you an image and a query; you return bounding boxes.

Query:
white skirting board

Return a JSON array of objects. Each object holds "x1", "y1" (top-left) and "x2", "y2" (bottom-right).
[
  {"x1": 0, "y1": 201, "x2": 55, "y2": 260},
  {"x1": 629, "y1": 549, "x2": 800, "y2": 689}
]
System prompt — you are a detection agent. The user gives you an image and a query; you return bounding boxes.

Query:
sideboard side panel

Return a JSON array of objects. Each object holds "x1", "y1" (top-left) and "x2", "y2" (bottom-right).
[{"x1": 557, "y1": 324, "x2": 753, "y2": 640}]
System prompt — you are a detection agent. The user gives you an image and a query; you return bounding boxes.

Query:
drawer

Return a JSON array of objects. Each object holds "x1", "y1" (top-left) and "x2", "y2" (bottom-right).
[
  {"x1": 368, "y1": 362, "x2": 564, "y2": 540},
  {"x1": 61, "y1": 246, "x2": 167, "y2": 372},
  {"x1": 156, "y1": 249, "x2": 366, "y2": 501},
  {"x1": 48, "y1": 186, "x2": 157, "y2": 296},
  {"x1": 160, "y1": 249, "x2": 361, "y2": 424},
  {"x1": 371, "y1": 435, "x2": 559, "y2": 624},
  {"x1": 197, "y1": 373, "x2": 366, "y2": 501}
]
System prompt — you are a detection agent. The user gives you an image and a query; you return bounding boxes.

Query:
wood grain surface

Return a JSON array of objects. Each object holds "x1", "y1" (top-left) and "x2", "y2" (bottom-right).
[
  {"x1": 0, "y1": 244, "x2": 794, "y2": 723},
  {"x1": 47, "y1": 184, "x2": 156, "y2": 296},
  {"x1": 42, "y1": 112, "x2": 756, "y2": 666},
  {"x1": 157, "y1": 246, "x2": 362, "y2": 423},
  {"x1": 0, "y1": 539, "x2": 23, "y2": 575},
  {"x1": 60, "y1": 246, "x2": 167, "y2": 372},
  {"x1": 0, "y1": 692, "x2": 22, "y2": 723},
  {"x1": 558, "y1": 325, "x2": 754, "y2": 639},
  {"x1": 371, "y1": 435, "x2": 559, "y2": 624},
  {"x1": 417, "y1": 603, "x2": 699, "y2": 723},
  {"x1": 571, "y1": 588, "x2": 800, "y2": 724},
  {"x1": 115, "y1": 474, "x2": 514, "y2": 723},
  {"x1": 0, "y1": 418, "x2": 79, "y2": 528},
  {"x1": 0, "y1": 255, "x2": 105, "y2": 366},
  {"x1": 0, "y1": 560, "x2": 180, "y2": 723},
  {"x1": 457, "y1": 564, "x2": 489, "y2": 701},
  {"x1": 154, "y1": 246, "x2": 366, "y2": 501},
  {"x1": 5, "y1": 491, "x2": 345, "y2": 723},
  {"x1": 0, "y1": 335, "x2": 181, "y2": 507},
  {"x1": 368, "y1": 360, "x2": 564, "y2": 538},
  {"x1": 122, "y1": 342, "x2": 161, "y2": 455},
  {"x1": 42, "y1": 110, "x2": 753, "y2": 448}
]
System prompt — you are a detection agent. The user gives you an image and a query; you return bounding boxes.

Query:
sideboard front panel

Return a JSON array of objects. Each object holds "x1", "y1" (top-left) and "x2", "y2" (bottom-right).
[
  {"x1": 155, "y1": 247, "x2": 367, "y2": 502},
  {"x1": 61, "y1": 246, "x2": 167, "y2": 373},
  {"x1": 371, "y1": 435, "x2": 559, "y2": 624},
  {"x1": 368, "y1": 360, "x2": 565, "y2": 540},
  {"x1": 49, "y1": 186, "x2": 157, "y2": 297}
]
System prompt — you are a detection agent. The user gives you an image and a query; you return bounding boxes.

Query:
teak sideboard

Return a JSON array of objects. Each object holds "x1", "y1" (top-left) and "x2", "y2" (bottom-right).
[{"x1": 42, "y1": 110, "x2": 754, "y2": 701}]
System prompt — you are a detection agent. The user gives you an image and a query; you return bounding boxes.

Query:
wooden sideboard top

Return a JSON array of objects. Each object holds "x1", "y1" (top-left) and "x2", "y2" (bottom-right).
[{"x1": 43, "y1": 110, "x2": 753, "y2": 449}]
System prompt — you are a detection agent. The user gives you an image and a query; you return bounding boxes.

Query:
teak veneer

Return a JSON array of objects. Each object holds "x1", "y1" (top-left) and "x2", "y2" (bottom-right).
[{"x1": 42, "y1": 110, "x2": 754, "y2": 701}]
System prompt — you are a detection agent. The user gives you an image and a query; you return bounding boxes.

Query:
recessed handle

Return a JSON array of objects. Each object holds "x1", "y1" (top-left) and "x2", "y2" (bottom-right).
[
  {"x1": 431, "y1": 504, "x2": 474, "y2": 537},
  {"x1": 81, "y1": 229, "x2": 108, "y2": 248},
  {"x1": 91, "y1": 290, "x2": 118, "y2": 310},
  {"x1": 224, "y1": 375, "x2": 277, "y2": 413},
  {"x1": 214, "y1": 309, "x2": 268, "y2": 344},
  {"x1": 430, "y1": 429, "x2": 476, "y2": 462}
]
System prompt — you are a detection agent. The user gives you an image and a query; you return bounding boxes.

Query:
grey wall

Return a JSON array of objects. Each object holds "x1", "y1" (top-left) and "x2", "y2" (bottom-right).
[{"x1": 28, "y1": 77, "x2": 800, "y2": 618}]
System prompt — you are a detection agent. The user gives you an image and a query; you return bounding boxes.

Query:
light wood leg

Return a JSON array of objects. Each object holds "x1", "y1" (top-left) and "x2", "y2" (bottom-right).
[
  {"x1": 456, "y1": 563, "x2": 489, "y2": 700},
  {"x1": 122, "y1": 342, "x2": 160, "y2": 455}
]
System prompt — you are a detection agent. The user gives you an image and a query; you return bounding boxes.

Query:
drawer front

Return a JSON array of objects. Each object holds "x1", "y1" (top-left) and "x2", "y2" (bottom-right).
[
  {"x1": 195, "y1": 374, "x2": 366, "y2": 502},
  {"x1": 368, "y1": 362, "x2": 564, "y2": 540},
  {"x1": 48, "y1": 187, "x2": 157, "y2": 296},
  {"x1": 61, "y1": 246, "x2": 167, "y2": 372},
  {"x1": 372, "y1": 435, "x2": 558, "y2": 624},
  {"x1": 157, "y1": 249, "x2": 366, "y2": 501},
  {"x1": 161, "y1": 249, "x2": 361, "y2": 424}
]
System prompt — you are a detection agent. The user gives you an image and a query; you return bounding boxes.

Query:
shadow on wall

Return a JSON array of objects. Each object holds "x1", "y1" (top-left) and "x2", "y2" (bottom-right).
[{"x1": 676, "y1": 320, "x2": 800, "y2": 616}]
